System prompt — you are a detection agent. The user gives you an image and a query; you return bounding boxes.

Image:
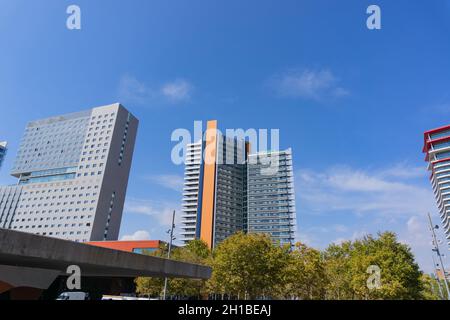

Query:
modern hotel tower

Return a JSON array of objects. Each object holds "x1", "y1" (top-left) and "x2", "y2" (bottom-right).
[
  {"x1": 0, "y1": 103, "x2": 138, "y2": 242},
  {"x1": 424, "y1": 124, "x2": 450, "y2": 246},
  {"x1": 181, "y1": 120, "x2": 248, "y2": 249},
  {"x1": 247, "y1": 149, "x2": 296, "y2": 247},
  {"x1": 181, "y1": 120, "x2": 296, "y2": 249}
]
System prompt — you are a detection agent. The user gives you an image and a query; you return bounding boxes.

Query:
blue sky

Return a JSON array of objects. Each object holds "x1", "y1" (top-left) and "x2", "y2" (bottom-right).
[{"x1": 1, "y1": 0, "x2": 450, "y2": 272}]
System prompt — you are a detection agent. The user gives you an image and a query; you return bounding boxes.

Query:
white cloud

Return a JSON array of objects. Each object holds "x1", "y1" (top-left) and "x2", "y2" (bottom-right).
[
  {"x1": 124, "y1": 198, "x2": 180, "y2": 226},
  {"x1": 124, "y1": 202, "x2": 153, "y2": 215},
  {"x1": 297, "y1": 224, "x2": 349, "y2": 248},
  {"x1": 118, "y1": 75, "x2": 156, "y2": 105},
  {"x1": 333, "y1": 224, "x2": 349, "y2": 233},
  {"x1": 296, "y1": 163, "x2": 442, "y2": 272},
  {"x1": 121, "y1": 230, "x2": 151, "y2": 241},
  {"x1": 145, "y1": 174, "x2": 184, "y2": 193},
  {"x1": 378, "y1": 163, "x2": 427, "y2": 179},
  {"x1": 429, "y1": 102, "x2": 450, "y2": 115},
  {"x1": 118, "y1": 75, "x2": 193, "y2": 105},
  {"x1": 296, "y1": 164, "x2": 435, "y2": 217},
  {"x1": 407, "y1": 216, "x2": 423, "y2": 234},
  {"x1": 161, "y1": 79, "x2": 192, "y2": 102},
  {"x1": 399, "y1": 215, "x2": 441, "y2": 272},
  {"x1": 123, "y1": 198, "x2": 182, "y2": 245},
  {"x1": 297, "y1": 232, "x2": 314, "y2": 246},
  {"x1": 332, "y1": 230, "x2": 368, "y2": 246},
  {"x1": 270, "y1": 68, "x2": 349, "y2": 101}
]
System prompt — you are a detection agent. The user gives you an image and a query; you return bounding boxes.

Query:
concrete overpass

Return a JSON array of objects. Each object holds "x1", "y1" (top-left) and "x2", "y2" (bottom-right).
[{"x1": 0, "y1": 229, "x2": 211, "y2": 299}]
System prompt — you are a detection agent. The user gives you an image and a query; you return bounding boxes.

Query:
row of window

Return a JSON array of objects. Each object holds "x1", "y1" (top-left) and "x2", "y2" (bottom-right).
[
  {"x1": 77, "y1": 171, "x2": 103, "y2": 177},
  {"x1": 431, "y1": 129, "x2": 450, "y2": 140},
  {"x1": 23, "y1": 184, "x2": 99, "y2": 195},
  {"x1": 14, "y1": 228, "x2": 91, "y2": 237},
  {"x1": 16, "y1": 206, "x2": 96, "y2": 213},
  {"x1": 118, "y1": 119, "x2": 130, "y2": 166},
  {"x1": 91, "y1": 112, "x2": 116, "y2": 120},
  {"x1": 436, "y1": 150, "x2": 450, "y2": 160}
]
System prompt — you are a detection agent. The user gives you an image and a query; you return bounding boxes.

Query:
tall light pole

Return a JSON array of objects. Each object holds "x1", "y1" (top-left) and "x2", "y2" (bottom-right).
[
  {"x1": 428, "y1": 212, "x2": 450, "y2": 299},
  {"x1": 162, "y1": 210, "x2": 176, "y2": 300},
  {"x1": 431, "y1": 254, "x2": 445, "y2": 300}
]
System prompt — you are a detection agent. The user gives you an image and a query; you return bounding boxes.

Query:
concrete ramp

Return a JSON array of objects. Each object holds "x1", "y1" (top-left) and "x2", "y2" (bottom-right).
[{"x1": 0, "y1": 229, "x2": 211, "y2": 280}]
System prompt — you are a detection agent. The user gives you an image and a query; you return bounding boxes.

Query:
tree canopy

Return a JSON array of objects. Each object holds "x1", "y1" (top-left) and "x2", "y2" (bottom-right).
[{"x1": 135, "y1": 231, "x2": 438, "y2": 300}]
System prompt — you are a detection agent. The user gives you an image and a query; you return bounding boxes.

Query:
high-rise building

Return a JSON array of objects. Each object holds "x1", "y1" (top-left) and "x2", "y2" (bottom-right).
[
  {"x1": 181, "y1": 141, "x2": 203, "y2": 243},
  {"x1": 0, "y1": 141, "x2": 7, "y2": 170},
  {"x1": 247, "y1": 148, "x2": 297, "y2": 247},
  {"x1": 423, "y1": 125, "x2": 450, "y2": 245},
  {"x1": 180, "y1": 120, "x2": 296, "y2": 249},
  {"x1": 181, "y1": 120, "x2": 248, "y2": 249},
  {"x1": 0, "y1": 103, "x2": 138, "y2": 242}
]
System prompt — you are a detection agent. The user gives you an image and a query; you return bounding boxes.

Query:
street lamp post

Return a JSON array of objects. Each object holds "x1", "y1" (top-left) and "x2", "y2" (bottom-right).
[
  {"x1": 428, "y1": 212, "x2": 450, "y2": 300},
  {"x1": 162, "y1": 210, "x2": 176, "y2": 300},
  {"x1": 431, "y1": 254, "x2": 445, "y2": 300}
]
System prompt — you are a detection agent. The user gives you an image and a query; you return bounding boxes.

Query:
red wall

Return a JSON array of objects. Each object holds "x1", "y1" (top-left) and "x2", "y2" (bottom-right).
[{"x1": 87, "y1": 240, "x2": 161, "y2": 253}]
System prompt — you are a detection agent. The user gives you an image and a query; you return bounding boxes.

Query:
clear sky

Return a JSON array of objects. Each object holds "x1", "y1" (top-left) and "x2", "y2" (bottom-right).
[{"x1": 1, "y1": 0, "x2": 449, "y2": 272}]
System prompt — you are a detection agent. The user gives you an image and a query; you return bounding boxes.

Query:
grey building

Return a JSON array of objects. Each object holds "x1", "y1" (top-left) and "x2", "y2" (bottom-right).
[
  {"x1": 0, "y1": 185, "x2": 23, "y2": 230},
  {"x1": 0, "y1": 141, "x2": 7, "y2": 170},
  {"x1": 180, "y1": 120, "x2": 296, "y2": 249},
  {"x1": 213, "y1": 133, "x2": 247, "y2": 245},
  {"x1": 247, "y1": 148, "x2": 297, "y2": 247},
  {"x1": 0, "y1": 103, "x2": 138, "y2": 242},
  {"x1": 180, "y1": 121, "x2": 247, "y2": 248}
]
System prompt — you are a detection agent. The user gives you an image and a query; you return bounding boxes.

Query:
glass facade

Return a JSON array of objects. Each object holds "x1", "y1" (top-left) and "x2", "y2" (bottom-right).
[
  {"x1": 132, "y1": 248, "x2": 158, "y2": 254},
  {"x1": 436, "y1": 150, "x2": 450, "y2": 160},
  {"x1": 247, "y1": 148, "x2": 296, "y2": 247},
  {"x1": 18, "y1": 166, "x2": 78, "y2": 184},
  {"x1": 213, "y1": 134, "x2": 247, "y2": 245},
  {"x1": 431, "y1": 129, "x2": 450, "y2": 140},
  {"x1": 11, "y1": 111, "x2": 91, "y2": 177},
  {"x1": 0, "y1": 142, "x2": 7, "y2": 171},
  {"x1": 0, "y1": 103, "x2": 139, "y2": 243}
]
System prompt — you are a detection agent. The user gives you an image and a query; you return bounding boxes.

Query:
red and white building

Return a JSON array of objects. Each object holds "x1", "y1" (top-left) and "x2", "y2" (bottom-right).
[{"x1": 423, "y1": 125, "x2": 450, "y2": 244}]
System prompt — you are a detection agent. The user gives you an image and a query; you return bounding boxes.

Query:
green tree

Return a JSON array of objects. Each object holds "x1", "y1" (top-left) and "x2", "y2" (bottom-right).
[
  {"x1": 135, "y1": 239, "x2": 211, "y2": 299},
  {"x1": 135, "y1": 276, "x2": 165, "y2": 298},
  {"x1": 135, "y1": 244, "x2": 166, "y2": 298},
  {"x1": 167, "y1": 239, "x2": 212, "y2": 298},
  {"x1": 420, "y1": 274, "x2": 446, "y2": 300},
  {"x1": 276, "y1": 242, "x2": 327, "y2": 300},
  {"x1": 208, "y1": 232, "x2": 290, "y2": 299},
  {"x1": 323, "y1": 241, "x2": 354, "y2": 299},
  {"x1": 136, "y1": 231, "x2": 427, "y2": 300},
  {"x1": 323, "y1": 232, "x2": 424, "y2": 300}
]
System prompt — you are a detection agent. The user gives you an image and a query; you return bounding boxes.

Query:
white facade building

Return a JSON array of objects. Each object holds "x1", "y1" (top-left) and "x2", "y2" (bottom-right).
[
  {"x1": 247, "y1": 148, "x2": 297, "y2": 247},
  {"x1": 0, "y1": 103, "x2": 138, "y2": 242},
  {"x1": 180, "y1": 141, "x2": 203, "y2": 244}
]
